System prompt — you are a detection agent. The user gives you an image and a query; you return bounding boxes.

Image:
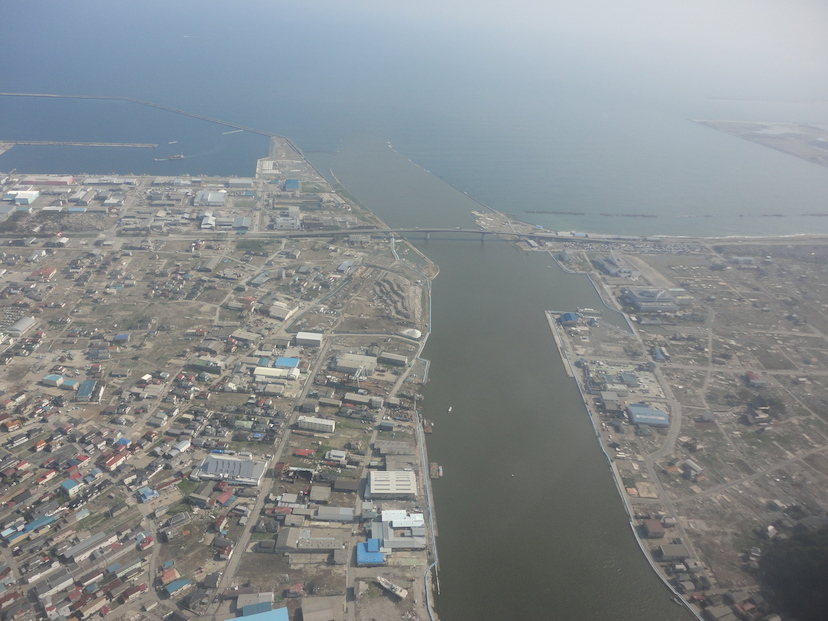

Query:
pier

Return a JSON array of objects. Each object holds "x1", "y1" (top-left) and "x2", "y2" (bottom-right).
[
  {"x1": 0, "y1": 91, "x2": 281, "y2": 138},
  {"x1": 544, "y1": 311, "x2": 575, "y2": 377},
  {"x1": 1, "y1": 140, "x2": 157, "y2": 148}
]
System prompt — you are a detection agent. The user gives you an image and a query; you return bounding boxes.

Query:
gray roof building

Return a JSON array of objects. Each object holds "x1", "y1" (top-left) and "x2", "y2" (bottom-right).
[{"x1": 192, "y1": 454, "x2": 267, "y2": 486}]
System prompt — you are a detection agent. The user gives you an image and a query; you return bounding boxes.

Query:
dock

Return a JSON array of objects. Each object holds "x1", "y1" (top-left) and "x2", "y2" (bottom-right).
[
  {"x1": 545, "y1": 311, "x2": 574, "y2": 377},
  {"x1": 429, "y1": 462, "x2": 442, "y2": 479},
  {"x1": 0, "y1": 92, "x2": 280, "y2": 138},
  {"x1": 0, "y1": 140, "x2": 158, "y2": 148}
]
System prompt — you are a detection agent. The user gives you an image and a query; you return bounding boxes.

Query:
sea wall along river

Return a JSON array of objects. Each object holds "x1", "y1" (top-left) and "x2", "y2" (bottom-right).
[{"x1": 314, "y1": 138, "x2": 695, "y2": 621}]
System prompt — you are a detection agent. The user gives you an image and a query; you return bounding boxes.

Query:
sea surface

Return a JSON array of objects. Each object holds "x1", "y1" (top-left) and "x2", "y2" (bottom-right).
[{"x1": 2, "y1": 1, "x2": 828, "y2": 619}]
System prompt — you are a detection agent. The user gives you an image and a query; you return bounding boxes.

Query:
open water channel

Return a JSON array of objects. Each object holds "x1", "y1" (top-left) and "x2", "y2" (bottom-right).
[{"x1": 315, "y1": 139, "x2": 695, "y2": 620}]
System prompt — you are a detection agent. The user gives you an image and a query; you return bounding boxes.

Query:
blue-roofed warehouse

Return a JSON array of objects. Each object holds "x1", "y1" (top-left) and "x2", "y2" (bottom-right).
[
  {"x1": 559, "y1": 312, "x2": 579, "y2": 326},
  {"x1": 75, "y1": 380, "x2": 97, "y2": 401},
  {"x1": 241, "y1": 602, "x2": 273, "y2": 616},
  {"x1": 626, "y1": 403, "x2": 670, "y2": 427},
  {"x1": 356, "y1": 538, "x2": 385, "y2": 566},
  {"x1": 237, "y1": 607, "x2": 288, "y2": 621},
  {"x1": 283, "y1": 179, "x2": 300, "y2": 191},
  {"x1": 274, "y1": 357, "x2": 299, "y2": 369}
]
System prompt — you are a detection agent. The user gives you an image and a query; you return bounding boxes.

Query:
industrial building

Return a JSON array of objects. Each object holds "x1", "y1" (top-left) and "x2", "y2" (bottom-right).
[
  {"x1": 194, "y1": 190, "x2": 227, "y2": 206},
  {"x1": 622, "y1": 288, "x2": 679, "y2": 313},
  {"x1": 334, "y1": 353, "x2": 377, "y2": 375},
  {"x1": 367, "y1": 470, "x2": 417, "y2": 500},
  {"x1": 6, "y1": 316, "x2": 36, "y2": 337},
  {"x1": 41, "y1": 374, "x2": 64, "y2": 388},
  {"x1": 12, "y1": 190, "x2": 39, "y2": 205},
  {"x1": 191, "y1": 454, "x2": 267, "y2": 486},
  {"x1": 266, "y1": 302, "x2": 296, "y2": 320},
  {"x1": 378, "y1": 351, "x2": 408, "y2": 366},
  {"x1": 626, "y1": 403, "x2": 670, "y2": 427},
  {"x1": 253, "y1": 367, "x2": 300, "y2": 381},
  {"x1": 21, "y1": 175, "x2": 74, "y2": 186},
  {"x1": 295, "y1": 331, "x2": 323, "y2": 347}
]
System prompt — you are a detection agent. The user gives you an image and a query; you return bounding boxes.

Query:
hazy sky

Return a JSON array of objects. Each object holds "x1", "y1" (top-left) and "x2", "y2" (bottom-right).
[{"x1": 2, "y1": 0, "x2": 828, "y2": 102}]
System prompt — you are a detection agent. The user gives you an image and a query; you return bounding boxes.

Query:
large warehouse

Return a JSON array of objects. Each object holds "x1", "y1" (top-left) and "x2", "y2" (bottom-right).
[
  {"x1": 626, "y1": 403, "x2": 670, "y2": 427},
  {"x1": 192, "y1": 454, "x2": 268, "y2": 486},
  {"x1": 6, "y1": 316, "x2": 36, "y2": 337},
  {"x1": 367, "y1": 470, "x2": 417, "y2": 500},
  {"x1": 333, "y1": 353, "x2": 377, "y2": 375}
]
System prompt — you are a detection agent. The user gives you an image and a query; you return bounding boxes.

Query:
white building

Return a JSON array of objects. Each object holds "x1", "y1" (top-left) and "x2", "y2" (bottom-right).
[
  {"x1": 253, "y1": 367, "x2": 300, "y2": 381},
  {"x1": 367, "y1": 470, "x2": 417, "y2": 500},
  {"x1": 297, "y1": 416, "x2": 335, "y2": 434},
  {"x1": 295, "y1": 331, "x2": 323, "y2": 347},
  {"x1": 194, "y1": 190, "x2": 227, "y2": 206},
  {"x1": 267, "y1": 301, "x2": 297, "y2": 321}
]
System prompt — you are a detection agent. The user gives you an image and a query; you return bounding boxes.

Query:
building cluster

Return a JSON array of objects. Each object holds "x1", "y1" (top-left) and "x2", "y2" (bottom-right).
[{"x1": 0, "y1": 156, "x2": 434, "y2": 619}]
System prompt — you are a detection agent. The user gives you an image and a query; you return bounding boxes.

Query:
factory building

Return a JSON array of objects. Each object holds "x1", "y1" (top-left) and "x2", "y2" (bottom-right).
[
  {"x1": 13, "y1": 191, "x2": 40, "y2": 205},
  {"x1": 367, "y1": 471, "x2": 417, "y2": 500},
  {"x1": 194, "y1": 190, "x2": 227, "y2": 206},
  {"x1": 378, "y1": 352, "x2": 408, "y2": 366},
  {"x1": 253, "y1": 366, "x2": 300, "y2": 381},
  {"x1": 6, "y1": 316, "x2": 36, "y2": 337},
  {"x1": 21, "y1": 175, "x2": 74, "y2": 186},
  {"x1": 626, "y1": 403, "x2": 670, "y2": 427},
  {"x1": 192, "y1": 454, "x2": 267, "y2": 486},
  {"x1": 622, "y1": 288, "x2": 679, "y2": 313},
  {"x1": 334, "y1": 353, "x2": 377, "y2": 375},
  {"x1": 295, "y1": 331, "x2": 323, "y2": 347}
]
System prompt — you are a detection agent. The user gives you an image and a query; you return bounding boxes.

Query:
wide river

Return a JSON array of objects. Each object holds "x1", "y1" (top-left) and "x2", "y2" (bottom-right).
[{"x1": 314, "y1": 138, "x2": 695, "y2": 620}]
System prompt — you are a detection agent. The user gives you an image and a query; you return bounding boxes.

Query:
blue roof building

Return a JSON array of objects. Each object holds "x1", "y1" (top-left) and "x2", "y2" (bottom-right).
[
  {"x1": 559, "y1": 312, "x2": 579, "y2": 326},
  {"x1": 61, "y1": 479, "x2": 80, "y2": 495},
  {"x1": 237, "y1": 607, "x2": 288, "y2": 621},
  {"x1": 76, "y1": 380, "x2": 97, "y2": 401},
  {"x1": 274, "y1": 357, "x2": 299, "y2": 369},
  {"x1": 356, "y1": 538, "x2": 385, "y2": 566},
  {"x1": 164, "y1": 578, "x2": 191, "y2": 596},
  {"x1": 283, "y1": 179, "x2": 300, "y2": 191},
  {"x1": 24, "y1": 514, "x2": 55, "y2": 533},
  {"x1": 626, "y1": 403, "x2": 670, "y2": 427},
  {"x1": 242, "y1": 602, "x2": 273, "y2": 616},
  {"x1": 137, "y1": 487, "x2": 159, "y2": 503}
]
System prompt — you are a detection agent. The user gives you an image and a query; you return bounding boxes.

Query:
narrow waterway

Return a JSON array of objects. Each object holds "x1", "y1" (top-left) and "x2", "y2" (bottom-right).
[{"x1": 315, "y1": 139, "x2": 695, "y2": 621}]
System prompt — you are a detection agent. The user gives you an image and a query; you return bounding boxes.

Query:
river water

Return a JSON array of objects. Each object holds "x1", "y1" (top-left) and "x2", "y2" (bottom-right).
[{"x1": 316, "y1": 139, "x2": 693, "y2": 620}]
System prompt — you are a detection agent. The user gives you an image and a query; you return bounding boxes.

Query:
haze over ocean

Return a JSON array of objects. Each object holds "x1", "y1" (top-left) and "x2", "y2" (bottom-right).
[{"x1": 2, "y1": 0, "x2": 828, "y2": 237}]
